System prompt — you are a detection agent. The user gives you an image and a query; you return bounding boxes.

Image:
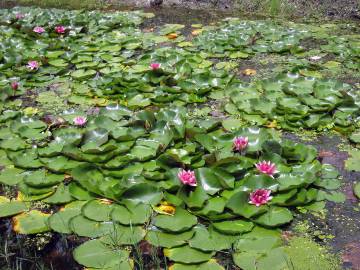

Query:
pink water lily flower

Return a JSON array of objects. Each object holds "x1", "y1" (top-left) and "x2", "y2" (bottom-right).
[
  {"x1": 11, "y1": 81, "x2": 19, "y2": 90},
  {"x1": 55, "y1": 25, "x2": 66, "y2": 34},
  {"x1": 27, "y1": 60, "x2": 39, "y2": 70},
  {"x1": 255, "y1": 161, "x2": 277, "y2": 177},
  {"x1": 178, "y1": 169, "x2": 197, "y2": 186},
  {"x1": 249, "y1": 189, "x2": 272, "y2": 207},
  {"x1": 33, "y1": 26, "x2": 45, "y2": 34},
  {"x1": 150, "y1": 63, "x2": 161, "y2": 70},
  {"x1": 73, "y1": 116, "x2": 87, "y2": 126},
  {"x1": 15, "y1": 13, "x2": 25, "y2": 20},
  {"x1": 233, "y1": 136, "x2": 248, "y2": 152}
]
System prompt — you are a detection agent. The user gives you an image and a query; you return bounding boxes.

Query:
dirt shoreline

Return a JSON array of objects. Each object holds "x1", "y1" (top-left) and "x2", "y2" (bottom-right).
[{"x1": 1, "y1": 0, "x2": 359, "y2": 21}]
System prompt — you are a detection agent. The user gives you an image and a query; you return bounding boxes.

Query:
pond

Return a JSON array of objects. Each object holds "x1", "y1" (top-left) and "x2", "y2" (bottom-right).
[{"x1": 0, "y1": 2, "x2": 359, "y2": 270}]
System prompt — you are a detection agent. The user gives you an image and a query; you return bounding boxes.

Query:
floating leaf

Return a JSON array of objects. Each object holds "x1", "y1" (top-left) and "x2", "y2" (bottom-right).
[
  {"x1": 73, "y1": 239, "x2": 131, "y2": 269},
  {"x1": 13, "y1": 210, "x2": 50, "y2": 234},
  {"x1": 164, "y1": 245, "x2": 214, "y2": 264},
  {"x1": 154, "y1": 208, "x2": 197, "y2": 232}
]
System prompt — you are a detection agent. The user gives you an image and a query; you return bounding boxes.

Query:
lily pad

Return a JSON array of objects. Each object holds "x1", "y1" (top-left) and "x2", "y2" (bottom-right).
[
  {"x1": 13, "y1": 210, "x2": 51, "y2": 234},
  {"x1": 154, "y1": 208, "x2": 197, "y2": 232}
]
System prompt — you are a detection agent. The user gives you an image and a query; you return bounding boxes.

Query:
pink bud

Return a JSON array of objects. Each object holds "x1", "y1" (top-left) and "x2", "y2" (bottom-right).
[
  {"x1": 249, "y1": 189, "x2": 272, "y2": 207},
  {"x1": 27, "y1": 60, "x2": 40, "y2": 70},
  {"x1": 33, "y1": 26, "x2": 45, "y2": 34},
  {"x1": 55, "y1": 25, "x2": 66, "y2": 34},
  {"x1": 11, "y1": 82, "x2": 19, "y2": 90},
  {"x1": 73, "y1": 116, "x2": 87, "y2": 126},
  {"x1": 15, "y1": 13, "x2": 25, "y2": 20},
  {"x1": 150, "y1": 63, "x2": 161, "y2": 70},
  {"x1": 255, "y1": 161, "x2": 277, "y2": 177},
  {"x1": 178, "y1": 169, "x2": 197, "y2": 186},
  {"x1": 233, "y1": 136, "x2": 249, "y2": 152}
]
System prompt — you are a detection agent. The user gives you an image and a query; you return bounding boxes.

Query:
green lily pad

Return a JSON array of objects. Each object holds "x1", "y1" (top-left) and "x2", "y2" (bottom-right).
[
  {"x1": 111, "y1": 202, "x2": 151, "y2": 225},
  {"x1": 154, "y1": 208, "x2": 197, "y2": 232},
  {"x1": 0, "y1": 197, "x2": 29, "y2": 218},
  {"x1": 188, "y1": 226, "x2": 238, "y2": 251},
  {"x1": 253, "y1": 206, "x2": 293, "y2": 227},
  {"x1": 73, "y1": 239, "x2": 130, "y2": 269},
  {"x1": 169, "y1": 260, "x2": 224, "y2": 270},
  {"x1": 212, "y1": 219, "x2": 254, "y2": 235},
  {"x1": 146, "y1": 229, "x2": 194, "y2": 248},
  {"x1": 164, "y1": 245, "x2": 214, "y2": 264},
  {"x1": 43, "y1": 183, "x2": 74, "y2": 204},
  {"x1": 48, "y1": 201, "x2": 86, "y2": 234},
  {"x1": 354, "y1": 182, "x2": 360, "y2": 199},
  {"x1": 82, "y1": 199, "x2": 114, "y2": 222},
  {"x1": 13, "y1": 210, "x2": 51, "y2": 234}
]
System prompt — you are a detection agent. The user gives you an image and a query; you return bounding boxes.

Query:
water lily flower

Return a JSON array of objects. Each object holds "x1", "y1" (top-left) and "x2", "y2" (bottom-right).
[
  {"x1": 73, "y1": 116, "x2": 87, "y2": 126},
  {"x1": 33, "y1": 26, "x2": 45, "y2": 34},
  {"x1": 27, "y1": 60, "x2": 39, "y2": 70},
  {"x1": 55, "y1": 25, "x2": 66, "y2": 34},
  {"x1": 15, "y1": 13, "x2": 25, "y2": 20},
  {"x1": 255, "y1": 161, "x2": 277, "y2": 177},
  {"x1": 249, "y1": 189, "x2": 272, "y2": 207},
  {"x1": 310, "y1": 55, "x2": 322, "y2": 61},
  {"x1": 11, "y1": 81, "x2": 19, "y2": 90},
  {"x1": 150, "y1": 63, "x2": 161, "y2": 70},
  {"x1": 233, "y1": 136, "x2": 248, "y2": 152},
  {"x1": 178, "y1": 169, "x2": 197, "y2": 186}
]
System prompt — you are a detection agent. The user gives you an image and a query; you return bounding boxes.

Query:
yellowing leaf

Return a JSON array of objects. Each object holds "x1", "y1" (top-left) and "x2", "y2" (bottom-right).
[
  {"x1": 23, "y1": 107, "x2": 39, "y2": 116},
  {"x1": 266, "y1": 120, "x2": 277, "y2": 128},
  {"x1": 13, "y1": 210, "x2": 50, "y2": 234},
  {"x1": 166, "y1": 33, "x2": 178, "y2": 39},
  {"x1": 242, "y1": 68, "x2": 257, "y2": 76},
  {"x1": 154, "y1": 201, "x2": 176, "y2": 215},
  {"x1": 191, "y1": 29, "x2": 203, "y2": 36},
  {"x1": 178, "y1": 42, "x2": 193, "y2": 47}
]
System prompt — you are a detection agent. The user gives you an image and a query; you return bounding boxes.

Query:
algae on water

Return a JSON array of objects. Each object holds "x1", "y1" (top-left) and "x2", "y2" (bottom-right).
[{"x1": 284, "y1": 236, "x2": 342, "y2": 270}]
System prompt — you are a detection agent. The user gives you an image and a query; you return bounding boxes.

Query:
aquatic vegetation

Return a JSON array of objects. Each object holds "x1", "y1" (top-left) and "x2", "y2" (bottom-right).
[
  {"x1": 54, "y1": 25, "x2": 65, "y2": 34},
  {"x1": 248, "y1": 189, "x2": 273, "y2": 207},
  {"x1": 0, "y1": 106, "x2": 344, "y2": 269},
  {"x1": 232, "y1": 136, "x2": 248, "y2": 152},
  {"x1": 33, "y1": 26, "x2": 45, "y2": 34},
  {"x1": 178, "y1": 169, "x2": 197, "y2": 186},
  {"x1": 26, "y1": 60, "x2": 40, "y2": 70},
  {"x1": 0, "y1": 5, "x2": 358, "y2": 270},
  {"x1": 73, "y1": 116, "x2": 87, "y2": 126},
  {"x1": 255, "y1": 161, "x2": 277, "y2": 176},
  {"x1": 284, "y1": 236, "x2": 342, "y2": 270}
]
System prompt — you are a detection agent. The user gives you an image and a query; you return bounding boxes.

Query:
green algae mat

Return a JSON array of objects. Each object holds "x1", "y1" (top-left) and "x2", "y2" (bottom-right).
[{"x1": 0, "y1": 6, "x2": 359, "y2": 270}]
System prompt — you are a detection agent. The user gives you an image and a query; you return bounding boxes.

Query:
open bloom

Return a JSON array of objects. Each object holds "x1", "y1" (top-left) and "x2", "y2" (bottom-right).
[
  {"x1": 55, "y1": 25, "x2": 66, "y2": 34},
  {"x1": 255, "y1": 161, "x2": 277, "y2": 176},
  {"x1": 33, "y1": 26, "x2": 45, "y2": 34},
  {"x1": 178, "y1": 169, "x2": 197, "y2": 186},
  {"x1": 15, "y1": 13, "x2": 25, "y2": 20},
  {"x1": 150, "y1": 63, "x2": 161, "y2": 70},
  {"x1": 73, "y1": 116, "x2": 87, "y2": 126},
  {"x1": 11, "y1": 82, "x2": 19, "y2": 90},
  {"x1": 233, "y1": 136, "x2": 248, "y2": 152},
  {"x1": 249, "y1": 189, "x2": 272, "y2": 207},
  {"x1": 310, "y1": 55, "x2": 322, "y2": 61},
  {"x1": 27, "y1": 60, "x2": 39, "y2": 70}
]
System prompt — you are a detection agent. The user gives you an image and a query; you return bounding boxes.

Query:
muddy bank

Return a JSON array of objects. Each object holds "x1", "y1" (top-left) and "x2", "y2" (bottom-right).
[
  {"x1": 112, "y1": 0, "x2": 359, "y2": 20},
  {"x1": 283, "y1": 133, "x2": 360, "y2": 269},
  {"x1": 2, "y1": 0, "x2": 359, "y2": 21}
]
